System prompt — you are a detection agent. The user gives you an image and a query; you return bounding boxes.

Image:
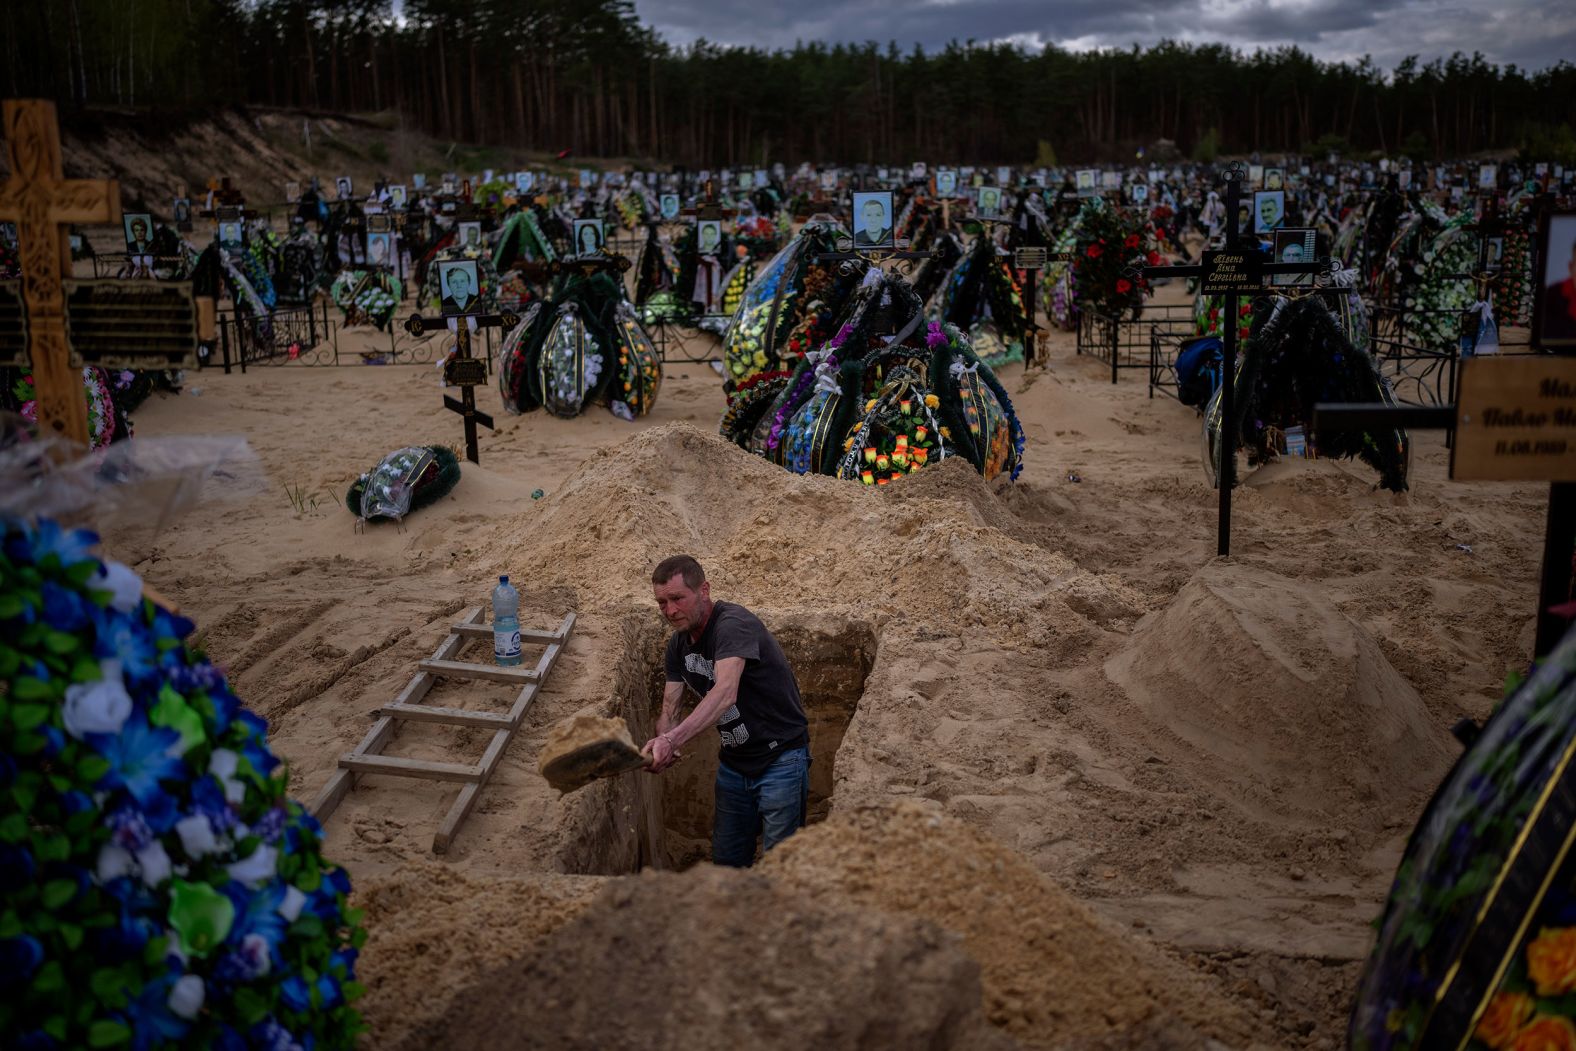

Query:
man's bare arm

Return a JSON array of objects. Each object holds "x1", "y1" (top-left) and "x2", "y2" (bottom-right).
[{"x1": 656, "y1": 680, "x2": 685, "y2": 737}]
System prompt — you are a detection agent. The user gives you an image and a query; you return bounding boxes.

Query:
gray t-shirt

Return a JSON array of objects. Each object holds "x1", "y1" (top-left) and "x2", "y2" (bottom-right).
[{"x1": 664, "y1": 601, "x2": 808, "y2": 777}]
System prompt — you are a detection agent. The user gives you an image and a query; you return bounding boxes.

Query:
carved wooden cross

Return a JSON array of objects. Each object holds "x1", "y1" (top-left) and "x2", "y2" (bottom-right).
[{"x1": 0, "y1": 99, "x2": 121, "y2": 443}]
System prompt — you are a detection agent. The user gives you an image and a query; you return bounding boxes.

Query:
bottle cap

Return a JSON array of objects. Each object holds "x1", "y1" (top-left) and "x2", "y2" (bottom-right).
[{"x1": 499, "y1": 575, "x2": 508, "y2": 584}]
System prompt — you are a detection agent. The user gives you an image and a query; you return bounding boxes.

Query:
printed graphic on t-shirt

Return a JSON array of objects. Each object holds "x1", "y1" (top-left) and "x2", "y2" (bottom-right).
[{"x1": 684, "y1": 653, "x2": 714, "y2": 684}]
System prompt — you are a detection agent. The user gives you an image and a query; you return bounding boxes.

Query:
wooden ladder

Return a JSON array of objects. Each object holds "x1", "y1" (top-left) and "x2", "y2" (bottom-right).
[{"x1": 309, "y1": 606, "x2": 576, "y2": 853}]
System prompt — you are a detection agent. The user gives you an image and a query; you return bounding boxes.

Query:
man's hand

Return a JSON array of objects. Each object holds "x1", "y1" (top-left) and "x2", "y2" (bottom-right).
[{"x1": 642, "y1": 734, "x2": 680, "y2": 774}]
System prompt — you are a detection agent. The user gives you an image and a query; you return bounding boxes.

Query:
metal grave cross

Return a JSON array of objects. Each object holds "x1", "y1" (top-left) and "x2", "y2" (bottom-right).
[
  {"x1": 404, "y1": 307, "x2": 519, "y2": 465},
  {"x1": 1137, "y1": 161, "x2": 1333, "y2": 556},
  {"x1": 0, "y1": 99, "x2": 121, "y2": 443}
]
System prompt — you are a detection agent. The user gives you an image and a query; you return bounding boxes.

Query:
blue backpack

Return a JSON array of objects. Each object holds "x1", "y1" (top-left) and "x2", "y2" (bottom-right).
[{"x1": 1175, "y1": 336, "x2": 1223, "y2": 408}]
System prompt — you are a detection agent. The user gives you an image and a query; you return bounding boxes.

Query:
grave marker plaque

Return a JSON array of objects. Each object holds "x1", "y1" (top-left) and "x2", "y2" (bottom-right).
[
  {"x1": 1201, "y1": 250, "x2": 1263, "y2": 295},
  {"x1": 62, "y1": 279, "x2": 200, "y2": 370},
  {"x1": 1452, "y1": 356, "x2": 1576, "y2": 482}
]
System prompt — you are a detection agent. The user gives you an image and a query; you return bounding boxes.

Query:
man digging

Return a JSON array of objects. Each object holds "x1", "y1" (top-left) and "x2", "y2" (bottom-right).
[{"x1": 643, "y1": 555, "x2": 811, "y2": 867}]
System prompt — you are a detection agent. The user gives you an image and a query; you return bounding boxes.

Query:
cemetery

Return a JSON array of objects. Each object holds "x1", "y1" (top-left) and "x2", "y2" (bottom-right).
[{"x1": 3, "y1": 8, "x2": 1576, "y2": 1050}]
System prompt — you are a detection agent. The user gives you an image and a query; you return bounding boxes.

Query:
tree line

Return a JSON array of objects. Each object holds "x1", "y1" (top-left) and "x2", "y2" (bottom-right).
[{"x1": 4, "y1": 0, "x2": 1574, "y2": 166}]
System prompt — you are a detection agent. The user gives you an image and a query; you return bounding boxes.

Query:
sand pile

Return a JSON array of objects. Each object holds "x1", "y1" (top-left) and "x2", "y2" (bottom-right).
[
  {"x1": 353, "y1": 862, "x2": 606, "y2": 1047},
  {"x1": 761, "y1": 802, "x2": 1256, "y2": 1049},
  {"x1": 1104, "y1": 563, "x2": 1455, "y2": 826},
  {"x1": 481, "y1": 424, "x2": 1143, "y2": 651},
  {"x1": 393, "y1": 864, "x2": 1019, "y2": 1051}
]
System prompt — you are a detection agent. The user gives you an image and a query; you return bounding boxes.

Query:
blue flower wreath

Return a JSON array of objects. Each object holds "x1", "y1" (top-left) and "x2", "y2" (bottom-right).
[{"x1": 0, "y1": 517, "x2": 365, "y2": 1050}]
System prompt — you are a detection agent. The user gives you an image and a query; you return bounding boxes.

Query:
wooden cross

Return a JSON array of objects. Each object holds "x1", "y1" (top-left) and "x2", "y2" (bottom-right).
[
  {"x1": 404, "y1": 307, "x2": 518, "y2": 464},
  {"x1": 0, "y1": 99, "x2": 121, "y2": 443}
]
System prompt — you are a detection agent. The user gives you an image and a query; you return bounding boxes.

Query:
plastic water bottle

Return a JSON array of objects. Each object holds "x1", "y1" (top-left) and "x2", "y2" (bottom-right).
[{"x1": 492, "y1": 575, "x2": 521, "y2": 666}]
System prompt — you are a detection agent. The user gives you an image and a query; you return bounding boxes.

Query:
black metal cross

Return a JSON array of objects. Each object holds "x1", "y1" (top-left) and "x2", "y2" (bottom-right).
[
  {"x1": 1136, "y1": 161, "x2": 1334, "y2": 556},
  {"x1": 404, "y1": 307, "x2": 518, "y2": 465}
]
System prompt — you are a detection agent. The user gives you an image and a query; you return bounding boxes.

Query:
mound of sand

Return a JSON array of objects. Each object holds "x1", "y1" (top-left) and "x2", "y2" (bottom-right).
[
  {"x1": 478, "y1": 424, "x2": 1140, "y2": 651},
  {"x1": 1103, "y1": 562, "x2": 1454, "y2": 825},
  {"x1": 761, "y1": 802, "x2": 1256, "y2": 1049},
  {"x1": 354, "y1": 863, "x2": 606, "y2": 1048},
  {"x1": 392, "y1": 864, "x2": 1018, "y2": 1051}
]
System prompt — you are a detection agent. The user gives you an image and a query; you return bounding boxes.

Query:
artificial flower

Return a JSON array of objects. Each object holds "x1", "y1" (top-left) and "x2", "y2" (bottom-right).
[
  {"x1": 1528, "y1": 927, "x2": 1576, "y2": 996},
  {"x1": 227, "y1": 844, "x2": 280, "y2": 888},
  {"x1": 1116, "y1": 279, "x2": 1132, "y2": 294},
  {"x1": 175, "y1": 814, "x2": 221, "y2": 858},
  {"x1": 63, "y1": 662, "x2": 134, "y2": 738},
  {"x1": 169, "y1": 878, "x2": 236, "y2": 957},
  {"x1": 92, "y1": 560, "x2": 144, "y2": 613},
  {"x1": 89, "y1": 716, "x2": 184, "y2": 807},
  {"x1": 923, "y1": 395, "x2": 939, "y2": 410},
  {"x1": 1475, "y1": 992, "x2": 1535, "y2": 1049},
  {"x1": 168, "y1": 973, "x2": 206, "y2": 1020},
  {"x1": 136, "y1": 841, "x2": 173, "y2": 887},
  {"x1": 1086, "y1": 244, "x2": 1102, "y2": 259},
  {"x1": 1511, "y1": 1015, "x2": 1576, "y2": 1051}
]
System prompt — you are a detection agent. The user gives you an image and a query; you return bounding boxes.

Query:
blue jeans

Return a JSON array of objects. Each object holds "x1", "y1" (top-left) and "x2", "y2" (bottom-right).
[{"x1": 712, "y1": 746, "x2": 810, "y2": 868}]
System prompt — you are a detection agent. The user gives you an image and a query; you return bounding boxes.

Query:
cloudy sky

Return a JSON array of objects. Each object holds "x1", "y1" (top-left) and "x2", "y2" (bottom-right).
[{"x1": 633, "y1": 0, "x2": 1576, "y2": 72}]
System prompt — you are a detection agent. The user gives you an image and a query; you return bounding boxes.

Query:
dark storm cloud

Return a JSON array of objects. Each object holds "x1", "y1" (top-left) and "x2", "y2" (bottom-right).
[{"x1": 633, "y1": 0, "x2": 1576, "y2": 71}]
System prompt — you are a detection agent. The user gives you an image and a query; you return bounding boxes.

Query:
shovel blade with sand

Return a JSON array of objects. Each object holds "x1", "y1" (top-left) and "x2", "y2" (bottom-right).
[{"x1": 538, "y1": 714, "x2": 652, "y2": 793}]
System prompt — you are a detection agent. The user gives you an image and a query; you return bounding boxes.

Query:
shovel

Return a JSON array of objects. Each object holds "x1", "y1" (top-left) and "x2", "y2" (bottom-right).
[{"x1": 538, "y1": 714, "x2": 657, "y2": 793}]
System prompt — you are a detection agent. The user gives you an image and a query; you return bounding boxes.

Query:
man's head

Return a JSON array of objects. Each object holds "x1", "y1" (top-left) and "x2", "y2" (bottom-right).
[
  {"x1": 1281, "y1": 242, "x2": 1304, "y2": 262},
  {"x1": 130, "y1": 218, "x2": 148, "y2": 242},
  {"x1": 652, "y1": 555, "x2": 711, "y2": 633},
  {"x1": 1259, "y1": 197, "x2": 1279, "y2": 228},
  {"x1": 862, "y1": 198, "x2": 886, "y2": 230},
  {"x1": 699, "y1": 224, "x2": 719, "y2": 250},
  {"x1": 446, "y1": 266, "x2": 472, "y2": 301}
]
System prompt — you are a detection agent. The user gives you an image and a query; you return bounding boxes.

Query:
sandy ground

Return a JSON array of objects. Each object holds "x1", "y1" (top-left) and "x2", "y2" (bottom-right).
[{"x1": 95, "y1": 280, "x2": 1547, "y2": 1049}]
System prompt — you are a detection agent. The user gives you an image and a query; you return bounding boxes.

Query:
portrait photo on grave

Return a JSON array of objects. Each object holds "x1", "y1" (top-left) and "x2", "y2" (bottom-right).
[
  {"x1": 1533, "y1": 212, "x2": 1576, "y2": 348},
  {"x1": 1271, "y1": 228, "x2": 1317, "y2": 286},
  {"x1": 696, "y1": 219, "x2": 723, "y2": 256},
  {"x1": 516, "y1": 171, "x2": 534, "y2": 193},
  {"x1": 1249, "y1": 164, "x2": 1264, "y2": 186},
  {"x1": 1130, "y1": 183, "x2": 1149, "y2": 204},
  {"x1": 389, "y1": 185, "x2": 407, "y2": 209},
  {"x1": 911, "y1": 162, "x2": 928, "y2": 180},
  {"x1": 819, "y1": 171, "x2": 837, "y2": 192},
  {"x1": 738, "y1": 171, "x2": 754, "y2": 190},
  {"x1": 438, "y1": 259, "x2": 480, "y2": 316},
  {"x1": 285, "y1": 181, "x2": 300, "y2": 203},
  {"x1": 123, "y1": 213, "x2": 155, "y2": 255},
  {"x1": 1076, "y1": 169, "x2": 1098, "y2": 196},
  {"x1": 458, "y1": 221, "x2": 483, "y2": 250},
  {"x1": 996, "y1": 166, "x2": 1012, "y2": 187},
  {"x1": 1254, "y1": 190, "x2": 1286, "y2": 233},
  {"x1": 336, "y1": 176, "x2": 352, "y2": 199},
  {"x1": 1479, "y1": 164, "x2": 1498, "y2": 189},
  {"x1": 936, "y1": 169, "x2": 958, "y2": 197},
  {"x1": 976, "y1": 185, "x2": 1002, "y2": 217},
  {"x1": 1398, "y1": 169, "x2": 1413, "y2": 190},
  {"x1": 367, "y1": 232, "x2": 393, "y2": 269},
  {"x1": 413, "y1": 173, "x2": 427, "y2": 190},
  {"x1": 172, "y1": 198, "x2": 191, "y2": 226},
  {"x1": 660, "y1": 193, "x2": 680, "y2": 220},
  {"x1": 573, "y1": 218, "x2": 606, "y2": 255},
  {"x1": 851, "y1": 191, "x2": 895, "y2": 250},
  {"x1": 1486, "y1": 236, "x2": 1505, "y2": 273},
  {"x1": 1264, "y1": 167, "x2": 1285, "y2": 190},
  {"x1": 217, "y1": 221, "x2": 243, "y2": 252}
]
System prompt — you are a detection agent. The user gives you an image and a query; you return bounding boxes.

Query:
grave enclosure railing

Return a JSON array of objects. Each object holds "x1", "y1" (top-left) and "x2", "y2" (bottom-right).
[
  {"x1": 1076, "y1": 302, "x2": 1197, "y2": 385},
  {"x1": 205, "y1": 301, "x2": 494, "y2": 373}
]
